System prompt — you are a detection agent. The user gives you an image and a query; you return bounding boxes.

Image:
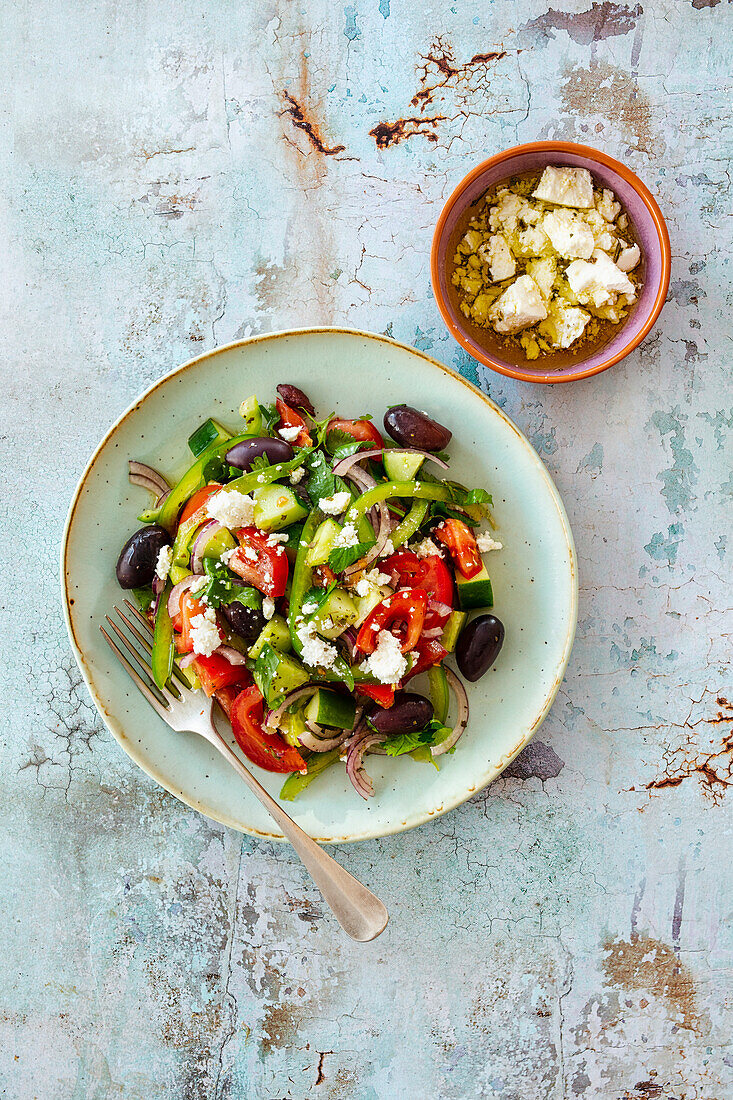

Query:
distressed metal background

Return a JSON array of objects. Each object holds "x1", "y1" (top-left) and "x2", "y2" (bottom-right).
[{"x1": 1, "y1": 1, "x2": 731, "y2": 1098}]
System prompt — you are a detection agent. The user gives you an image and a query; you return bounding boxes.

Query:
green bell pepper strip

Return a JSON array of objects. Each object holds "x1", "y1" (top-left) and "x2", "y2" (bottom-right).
[
  {"x1": 151, "y1": 584, "x2": 175, "y2": 688},
  {"x1": 428, "y1": 664, "x2": 450, "y2": 724},
  {"x1": 343, "y1": 480, "x2": 454, "y2": 527},
  {"x1": 279, "y1": 747, "x2": 342, "y2": 801},
  {"x1": 390, "y1": 499, "x2": 429, "y2": 549}
]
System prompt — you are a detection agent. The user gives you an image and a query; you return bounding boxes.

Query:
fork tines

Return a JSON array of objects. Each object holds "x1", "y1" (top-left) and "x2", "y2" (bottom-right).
[{"x1": 100, "y1": 603, "x2": 181, "y2": 714}]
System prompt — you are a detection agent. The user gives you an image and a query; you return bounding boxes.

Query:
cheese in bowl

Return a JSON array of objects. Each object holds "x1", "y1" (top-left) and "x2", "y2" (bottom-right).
[{"x1": 450, "y1": 166, "x2": 643, "y2": 361}]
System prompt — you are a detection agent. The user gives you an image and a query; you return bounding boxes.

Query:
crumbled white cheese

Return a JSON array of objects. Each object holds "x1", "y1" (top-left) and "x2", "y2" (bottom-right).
[
  {"x1": 301, "y1": 599, "x2": 319, "y2": 615},
  {"x1": 488, "y1": 275, "x2": 548, "y2": 335},
  {"x1": 413, "y1": 537, "x2": 440, "y2": 559},
  {"x1": 617, "y1": 243, "x2": 641, "y2": 272},
  {"x1": 378, "y1": 538, "x2": 395, "y2": 559},
  {"x1": 353, "y1": 568, "x2": 390, "y2": 597},
  {"x1": 278, "y1": 425, "x2": 301, "y2": 443},
  {"x1": 297, "y1": 621, "x2": 339, "y2": 669},
  {"x1": 541, "y1": 210, "x2": 595, "y2": 260},
  {"x1": 479, "y1": 234, "x2": 516, "y2": 282},
  {"x1": 526, "y1": 257, "x2": 557, "y2": 302},
  {"x1": 319, "y1": 491, "x2": 352, "y2": 515},
  {"x1": 189, "y1": 575, "x2": 208, "y2": 593},
  {"x1": 533, "y1": 165, "x2": 594, "y2": 208},
  {"x1": 266, "y1": 532, "x2": 289, "y2": 545},
  {"x1": 597, "y1": 188, "x2": 621, "y2": 222},
  {"x1": 333, "y1": 522, "x2": 359, "y2": 549},
  {"x1": 363, "y1": 630, "x2": 408, "y2": 684},
  {"x1": 219, "y1": 547, "x2": 237, "y2": 566},
  {"x1": 262, "y1": 596, "x2": 275, "y2": 620},
  {"x1": 207, "y1": 489, "x2": 255, "y2": 529},
  {"x1": 289, "y1": 466, "x2": 305, "y2": 484},
  {"x1": 565, "y1": 250, "x2": 636, "y2": 309},
  {"x1": 538, "y1": 298, "x2": 592, "y2": 350},
  {"x1": 190, "y1": 607, "x2": 221, "y2": 657},
  {"x1": 155, "y1": 544, "x2": 173, "y2": 581},
  {"x1": 477, "y1": 532, "x2": 503, "y2": 553}
]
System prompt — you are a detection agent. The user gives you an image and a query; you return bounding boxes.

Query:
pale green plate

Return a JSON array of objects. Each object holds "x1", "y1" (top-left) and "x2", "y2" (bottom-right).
[{"x1": 61, "y1": 329, "x2": 577, "y2": 842}]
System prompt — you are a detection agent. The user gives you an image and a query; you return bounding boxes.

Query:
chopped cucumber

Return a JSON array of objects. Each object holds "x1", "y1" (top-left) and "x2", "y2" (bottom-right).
[
  {"x1": 265, "y1": 653, "x2": 310, "y2": 705},
  {"x1": 280, "y1": 707, "x2": 308, "y2": 747},
  {"x1": 354, "y1": 584, "x2": 391, "y2": 625},
  {"x1": 239, "y1": 395, "x2": 262, "y2": 435},
  {"x1": 305, "y1": 689, "x2": 356, "y2": 729},
  {"x1": 169, "y1": 563, "x2": 192, "y2": 585},
  {"x1": 200, "y1": 526, "x2": 236, "y2": 560},
  {"x1": 441, "y1": 610, "x2": 467, "y2": 652},
  {"x1": 279, "y1": 748, "x2": 342, "y2": 801},
  {"x1": 383, "y1": 450, "x2": 424, "y2": 482},
  {"x1": 306, "y1": 518, "x2": 342, "y2": 567},
  {"x1": 188, "y1": 418, "x2": 232, "y2": 457},
  {"x1": 310, "y1": 588, "x2": 359, "y2": 639},
  {"x1": 456, "y1": 564, "x2": 494, "y2": 610},
  {"x1": 428, "y1": 664, "x2": 449, "y2": 724},
  {"x1": 248, "y1": 614, "x2": 292, "y2": 658},
  {"x1": 253, "y1": 484, "x2": 308, "y2": 532}
]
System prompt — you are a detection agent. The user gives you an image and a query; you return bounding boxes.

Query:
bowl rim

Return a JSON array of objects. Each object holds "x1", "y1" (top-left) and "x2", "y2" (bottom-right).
[
  {"x1": 430, "y1": 140, "x2": 671, "y2": 385},
  {"x1": 60, "y1": 326, "x2": 578, "y2": 843}
]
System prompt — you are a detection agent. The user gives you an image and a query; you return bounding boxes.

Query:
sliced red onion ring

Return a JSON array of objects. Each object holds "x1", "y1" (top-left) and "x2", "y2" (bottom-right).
[
  {"x1": 179, "y1": 652, "x2": 197, "y2": 669},
  {"x1": 431, "y1": 667, "x2": 469, "y2": 756},
  {"x1": 128, "y1": 460, "x2": 171, "y2": 501},
  {"x1": 191, "y1": 520, "x2": 224, "y2": 574},
  {"x1": 167, "y1": 575, "x2": 200, "y2": 619},
  {"x1": 428, "y1": 600, "x2": 453, "y2": 620},
  {"x1": 332, "y1": 447, "x2": 449, "y2": 477},
  {"x1": 216, "y1": 645, "x2": 248, "y2": 666},
  {"x1": 421, "y1": 626, "x2": 444, "y2": 640},
  {"x1": 151, "y1": 574, "x2": 165, "y2": 614},
  {"x1": 345, "y1": 722, "x2": 386, "y2": 799},
  {"x1": 265, "y1": 685, "x2": 319, "y2": 730},
  {"x1": 299, "y1": 726, "x2": 349, "y2": 752}
]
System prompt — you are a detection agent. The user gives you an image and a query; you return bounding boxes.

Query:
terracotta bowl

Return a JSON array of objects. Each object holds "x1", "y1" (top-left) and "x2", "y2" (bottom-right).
[{"x1": 431, "y1": 141, "x2": 671, "y2": 384}]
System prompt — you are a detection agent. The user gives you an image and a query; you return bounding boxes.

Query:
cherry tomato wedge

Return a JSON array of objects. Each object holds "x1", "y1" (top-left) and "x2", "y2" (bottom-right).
[
  {"x1": 402, "y1": 639, "x2": 448, "y2": 683},
  {"x1": 382, "y1": 549, "x2": 454, "y2": 625},
  {"x1": 179, "y1": 482, "x2": 222, "y2": 526},
  {"x1": 355, "y1": 588, "x2": 428, "y2": 655},
  {"x1": 276, "y1": 396, "x2": 312, "y2": 447},
  {"x1": 176, "y1": 591, "x2": 221, "y2": 654},
  {"x1": 193, "y1": 652, "x2": 250, "y2": 697},
  {"x1": 356, "y1": 683, "x2": 395, "y2": 708},
  {"x1": 434, "y1": 518, "x2": 482, "y2": 579},
  {"x1": 228, "y1": 526, "x2": 289, "y2": 597},
  {"x1": 230, "y1": 684, "x2": 307, "y2": 773},
  {"x1": 327, "y1": 417, "x2": 383, "y2": 448}
]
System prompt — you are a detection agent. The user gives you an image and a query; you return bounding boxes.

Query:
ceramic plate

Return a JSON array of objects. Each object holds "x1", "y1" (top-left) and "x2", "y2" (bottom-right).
[{"x1": 61, "y1": 329, "x2": 577, "y2": 842}]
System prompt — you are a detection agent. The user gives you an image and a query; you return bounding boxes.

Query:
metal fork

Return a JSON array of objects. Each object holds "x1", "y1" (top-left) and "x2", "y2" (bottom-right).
[{"x1": 100, "y1": 602, "x2": 389, "y2": 942}]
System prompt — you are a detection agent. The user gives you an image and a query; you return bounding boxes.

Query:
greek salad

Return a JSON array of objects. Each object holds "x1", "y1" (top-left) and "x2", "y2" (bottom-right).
[{"x1": 115, "y1": 384, "x2": 505, "y2": 801}]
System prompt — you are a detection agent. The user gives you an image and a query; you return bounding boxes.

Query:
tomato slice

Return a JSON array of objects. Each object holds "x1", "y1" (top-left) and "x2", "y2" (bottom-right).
[
  {"x1": 179, "y1": 482, "x2": 222, "y2": 526},
  {"x1": 356, "y1": 683, "x2": 395, "y2": 708},
  {"x1": 327, "y1": 417, "x2": 384, "y2": 448},
  {"x1": 434, "y1": 518, "x2": 482, "y2": 579},
  {"x1": 228, "y1": 526, "x2": 289, "y2": 597},
  {"x1": 176, "y1": 590, "x2": 215, "y2": 654},
  {"x1": 402, "y1": 639, "x2": 448, "y2": 683},
  {"x1": 193, "y1": 653, "x2": 250, "y2": 697},
  {"x1": 276, "y1": 396, "x2": 312, "y2": 447},
  {"x1": 383, "y1": 549, "x2": 454, "y2": 610},
  {"x1": 230, "y1": 684, "x2": 307, "y2": 773},
  {"x1": 355, "y1": 588, "x2": 428, "y2": 655}
]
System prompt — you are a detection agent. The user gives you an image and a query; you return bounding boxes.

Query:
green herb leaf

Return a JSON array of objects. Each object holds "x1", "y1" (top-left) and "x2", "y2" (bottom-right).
[
  {"x1": 304, "y1": 449, "x2": 335, "y2": 505},
  {"x1": 383, "y1": 719, "x2": 452, "y2": 757},
  {"x1": 325, "y1": 429, "x2": 371, "y2": 457},
  {"x1": 200, "y1": 558, "x2": 262, "y2": 610},
  {"x1": 462, "y1": 488, "x2": 493, "y2": 506},
  {"x1": 301, "y1": 582, "x2": 338, "y2": 615},
  {"x1": 327, "y1": 540, "x2": 375, "y2": 573},
  {"x1": 430, "y1": 501, "x2": 480, "y2": 528},
  {"x1": 249, "y1": 454, "x2": 272, "y2": 473},
  {"x1": 253, "y1": 643, "x2": 281, "y2": 702},
  {"x1": 258, "y1": 403, "x2": 279, "y2": 432}
]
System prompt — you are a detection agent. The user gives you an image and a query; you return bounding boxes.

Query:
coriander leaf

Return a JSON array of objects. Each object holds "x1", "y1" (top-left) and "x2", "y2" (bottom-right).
[
  {"x1": 200, "y1": 558, "x2": 262, "y2": 610},
  {"x1": 301, "y1": 582, "x2": 337, "y2": 615},
  {"x1": 304, "y1": 449, "x2": 335, "y2": 505},
  {"x1": 249, "y1": 454, "x2": 272, "y2": 473},
  {"x1": 330, "y1": 439, "x2": 366, "y2": 461},
  {"x1": 202, "y1": 455, "x2": 227, "y2": 483},
  {"x1": 383, "y1": 719, "x2": 452, "y2": 757},
  {"x1": 328, "y1": 540, "x2": 375, "y2": 573},
  {"x1": 258, "y1": 403, "x2": 279, "y2": 432},
  {"x1": 325, "y1": 430, "x2": 372, "y2": 457},
  {"x1": 462, "y1": 488, "x2": 493, "y2": 506},
  {"x1": 306, "y1": 410, "x2": 336, "y2": 448},
  {"x1": 430, "y1": 501, "x2": 480, "y2": 527},
  {"x1": 253, "y1": 643, "x2": 281, "y2": 703}
]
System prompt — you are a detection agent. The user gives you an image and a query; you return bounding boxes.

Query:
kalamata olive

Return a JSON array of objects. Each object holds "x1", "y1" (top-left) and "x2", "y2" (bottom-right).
[
  {"x1": 383, "y1": 404, "x2": 452, "y2": 452},
  {"x1": 220, "y1": 600, "x2": 266, "y2": 645},
  {"x1": 116, "y1": 525, "x2": 171, "y2": 589},
  {"x1": 276, "y1": 383, "x2": 315, "y2": 416},
  {"x1": 226, "y1": 437, "x2": 294, "y2": 470},
  {"x1": 368, "y1": 692, "x2": 434, "y2": 736},
  {"x1": 456, "y1": 614, "x2": 505, "y2": 682}
]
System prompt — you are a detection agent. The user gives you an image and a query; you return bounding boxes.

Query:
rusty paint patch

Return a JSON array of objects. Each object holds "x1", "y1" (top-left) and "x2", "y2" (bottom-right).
[
  {"x1": 279, "y1": 91, "x2": 347, "y2": 156},
  {"x1": 560, "y1": 60, "x2": 660, "y2": 155},
  {"x1": 518, "y1": 2, "x2": 643, "y2": 46},
  {"x1": 602, "y1": 934, "x2": 703, "y2": 1034},
  {"x1": 411, "y1": 37, "x2": 511, "y2": 109},
  {"x1": 369, "y1": 114, "x2": 447, "y2": 148},
  {"x1": 639, "y1": 696, "x2": 733, "y2": 802}
]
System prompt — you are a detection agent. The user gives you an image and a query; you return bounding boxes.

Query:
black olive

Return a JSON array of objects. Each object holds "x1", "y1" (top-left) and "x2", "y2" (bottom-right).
[
  {"x1": 116, "y1": 525, "x2": 171, "y2": 589},
  {"x1": 456, "y1": 614, "x2": 505, "y2": 682},
  {"x1": 220, "y1": 600, "x2": 266, "y2": 645},
  {"x1": 276, "y1": 383, "x2": 315, "y2": 416},
  {"x1": 383, "y1": 405, "x2": 452, "y2": 452},
  {"x1": 368, "y1": 692, "x2": 434, "y2": 736},
  {"x1": 226, "y1": 437, "x2": 294, "y2": 470}
]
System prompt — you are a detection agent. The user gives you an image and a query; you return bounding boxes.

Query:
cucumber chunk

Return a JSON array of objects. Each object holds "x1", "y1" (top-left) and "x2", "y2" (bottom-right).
[
  {"x1": 456, "y1": 564, "x2": 494, "y2": 610},
  {"x1": 306, "y1": 518, "x2": 342, "y2": 567},
  {"x1": 383, "y1": 449, "x2": 425, "y2": 482},
  {"x1": 310, "y1": 588, "x2": 359, "y2": 639},
  {"x1": 248, "y1": 614, "x2": 292, "y2": 658},
  {"x1": 354, "y1": 584, "x2": 391, "y2": 625},
  {"x1": 266, "y1": 653, "x2": 310, "y2": 705},
  {"x1": 200, "y1": 526, "x2": 237, "y2": 560},
  {"x1": 239, "y1": 395, "x2": 262, "y2": 435},
  {"x1": 441, "y1": 610, "x2": 467, "y2": 652},
  {"x1": 253, "y1": 484, "x2": 308, "y2": 532},
  {"x1": 304, "y1": 689, "x2": 357, "y2": 729},
  {"x1": 188, "y1": 418, "x2": 232, "y2": 457},
  {"x1": 280, "y1": 707, "x2": 308, "y2": 747}
]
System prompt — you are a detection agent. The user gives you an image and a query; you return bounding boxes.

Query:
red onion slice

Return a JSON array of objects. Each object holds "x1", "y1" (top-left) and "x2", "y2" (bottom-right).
[
  {"x1": 299, "y1": 727, "x2": 350, "y2": 752},
  {"x1": 178, "y1": 652, "x2": 197, "y2": 669},
  {"x1": 216, "y1": 645, "x2": 248, "y2": 666},
  {"x1": 431, "y1": 668, "x2": 469, "y2": 756},
  {"x1": 191, "y1": 520, "x2": 225, "y2": 574},
  {"x1": 128, "y1": 461, "x2": 171, "y2": 499},
  {"x1": 265, "y1": 685, "x2": 319, "y2": 730},
  {"x1": 345, "y1": 722, "x2": 386, "y2": 799},
  {"x1": 167, "y1": 575, "x2": 200, "y2": 619}
]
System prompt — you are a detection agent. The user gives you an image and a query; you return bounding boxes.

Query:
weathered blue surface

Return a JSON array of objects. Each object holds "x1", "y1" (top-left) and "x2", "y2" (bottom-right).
[{"x1": 2, "y1": 1, "x2": 732, "y2": 1097}]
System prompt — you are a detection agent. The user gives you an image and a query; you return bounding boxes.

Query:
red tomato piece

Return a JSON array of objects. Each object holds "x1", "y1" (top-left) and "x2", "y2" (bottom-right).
[
  {"x1": 327, "y1": 417, "x2": 384, "y2": 448},
  {"x1": 356, "y1": 683, "x2": 396, "y2": 708},
  {"x1": 228, "y1": 526, "x2": 289, "y2": 597},
  {"x1": 434, "y1": 518, "x2": 482, "y2": 579},
  {"x1": 355, "y1": 588, "x2": 428, "y2": 655},
  {"x1": 176, "y1": 591, "x2": 216, "y2": 654},
  {"x1": 230, "y1": 684, "x2": 307, "y2": 774},
  {"x1": 402, "y1": 639, "x2": 448, "y2": 683},
  {"x1": 179, "y1": 483, "x2": 222, "y2": 526},
  {"x1": 193, "y1": 653, "x2": 251, "y2": 697},
  {"x1": 383, "y1": 549, "x2": 454, "y2": 610},
  {"x1": 276, "y1": 396, "x2": 312, "y2": 447}
]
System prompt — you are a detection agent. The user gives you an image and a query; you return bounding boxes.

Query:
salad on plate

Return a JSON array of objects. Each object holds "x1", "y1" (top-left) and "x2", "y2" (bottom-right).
[{"x1": 115, "y1": 384, "x2": 505, "y2": 801}]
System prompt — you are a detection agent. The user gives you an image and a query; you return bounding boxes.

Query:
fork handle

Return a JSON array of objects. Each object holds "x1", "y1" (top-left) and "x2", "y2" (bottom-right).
[{"x1": 208, "y1": 735, "x2": 389, "y2": 941}]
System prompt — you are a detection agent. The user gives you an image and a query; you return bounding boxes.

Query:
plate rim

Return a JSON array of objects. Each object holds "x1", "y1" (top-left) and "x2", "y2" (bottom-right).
[{"x1": 60, "y1": 326, "x2": 578, "y2": 842}]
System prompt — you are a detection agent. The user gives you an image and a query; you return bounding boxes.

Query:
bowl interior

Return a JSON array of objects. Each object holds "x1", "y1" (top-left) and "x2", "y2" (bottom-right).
[{"x1": 434, "y1": 147, "x2": 665, "y2": 382}]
